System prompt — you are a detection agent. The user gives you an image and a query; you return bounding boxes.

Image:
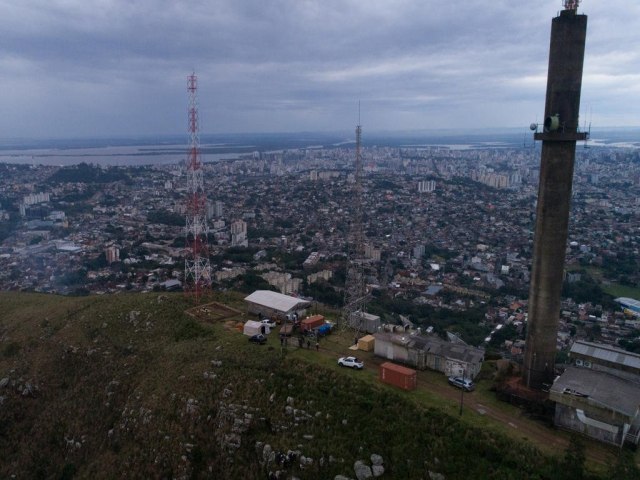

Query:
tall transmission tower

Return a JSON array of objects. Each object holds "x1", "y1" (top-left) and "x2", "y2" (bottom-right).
[
  {"x1": 341, "y1": 113, "x2": 368, "y2": 333},
  {"x1": 184, "y1": 72, "x2": 211, "y2": 302},
  {"x1": 523, "y1": 3, "x2": 587, "y2": 389}
]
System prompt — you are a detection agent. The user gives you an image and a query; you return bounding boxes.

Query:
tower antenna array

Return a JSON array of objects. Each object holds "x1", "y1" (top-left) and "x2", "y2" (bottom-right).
[
  {"x1": 563, "y1": 0, "x2": 580, "y2": 11},
  {"x1": 184, "y1": 72, "x2": 211, "y2": 302}
]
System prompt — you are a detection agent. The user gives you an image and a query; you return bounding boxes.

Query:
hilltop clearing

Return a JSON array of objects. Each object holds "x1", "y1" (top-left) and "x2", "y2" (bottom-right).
[{"x1": 0, "y1": 292, "x2": 634, "y2": 479}]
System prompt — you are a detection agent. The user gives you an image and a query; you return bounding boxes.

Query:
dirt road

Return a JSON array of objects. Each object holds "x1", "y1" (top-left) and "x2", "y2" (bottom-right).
[
  {"x1": 310, "y1": 336, "x2": 619, "y2": 467},
  {"x1": 196, "y1": 302, "x2": 623, "y2": 469}
]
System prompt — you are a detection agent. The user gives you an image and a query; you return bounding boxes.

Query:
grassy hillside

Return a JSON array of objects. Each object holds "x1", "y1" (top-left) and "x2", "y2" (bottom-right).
[{"x1": 0, "y1": 292, "x2": 632, "y2": 479}]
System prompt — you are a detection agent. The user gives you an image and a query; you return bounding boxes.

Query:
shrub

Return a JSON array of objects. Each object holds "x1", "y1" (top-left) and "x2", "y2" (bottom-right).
[
  {"x1": 173, "y1": 318, "x2": 213, "y2": 342},
  {"x1": 3, "y1": 342, "x2": 20, "y2": 358}
]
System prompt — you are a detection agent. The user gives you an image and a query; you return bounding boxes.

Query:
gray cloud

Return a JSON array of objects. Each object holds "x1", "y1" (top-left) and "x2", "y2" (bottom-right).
[{"x1": 0, "y1": 0, "x2": 638, "y2": 138}]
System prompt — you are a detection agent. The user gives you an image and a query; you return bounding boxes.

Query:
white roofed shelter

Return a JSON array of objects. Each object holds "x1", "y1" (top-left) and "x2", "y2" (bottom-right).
[{"x1": 244, "y1": 290, "x2": 311, "y2": 320}]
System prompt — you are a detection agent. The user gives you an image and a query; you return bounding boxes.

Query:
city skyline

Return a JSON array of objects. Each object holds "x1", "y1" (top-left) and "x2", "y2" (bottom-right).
[{"x1": 1, "y1": 0, "x2": 639, "y2": 138}]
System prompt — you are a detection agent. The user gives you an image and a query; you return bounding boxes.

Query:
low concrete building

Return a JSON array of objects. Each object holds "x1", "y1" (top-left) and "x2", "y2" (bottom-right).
[
  {"x1": 550, "y1": 341, "x2": 640, "y2": 447},
  {"x1": 550, "y1": 367, "x2": 640, "y2": 446},
  {"x1": 349, "y1": 311, "x2": 381, "y2": 333},
  {"x1": 373, "y1": 332, "x2": 485, "y2": 379},
  {"x1": 160, "y1": 279, "x2": 181, "y2": 291}
]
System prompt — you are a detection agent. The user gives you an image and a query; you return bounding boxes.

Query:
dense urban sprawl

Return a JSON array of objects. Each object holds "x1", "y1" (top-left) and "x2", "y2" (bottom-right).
[{"x1": 1, "y1": 144, "x2": 639, "y2": 355}]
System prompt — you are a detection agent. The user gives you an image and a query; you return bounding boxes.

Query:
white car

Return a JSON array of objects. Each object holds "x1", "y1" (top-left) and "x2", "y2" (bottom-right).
[
  {"x1": 338, "y1": 356, "x2": 364, "y2": 369},
  {"x1": 447, "y1": 376, "x2": 475, "y2": 392}
]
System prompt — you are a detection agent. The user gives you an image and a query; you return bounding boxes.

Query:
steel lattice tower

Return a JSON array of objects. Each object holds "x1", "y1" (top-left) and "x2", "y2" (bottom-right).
[
  {"x1": 341, "y1": 120, "x2": 368, "y2": 332},
  {"x1": 184, "y1": 72, "x2": 211, "y2": 302}
]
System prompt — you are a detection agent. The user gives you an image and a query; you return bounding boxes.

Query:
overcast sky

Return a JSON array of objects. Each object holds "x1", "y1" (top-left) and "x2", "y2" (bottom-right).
[{"x1": 1, "y1": 0, "x2": 638, "y2": 139}]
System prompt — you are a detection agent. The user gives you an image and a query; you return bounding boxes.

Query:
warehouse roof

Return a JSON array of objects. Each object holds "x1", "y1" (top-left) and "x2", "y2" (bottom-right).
[
  {"x1": 551, "y1": 366, "x2": 640, "y2": 418},
  {"x1": 571, "y1": 340, "x2": 640, "y2": 371},
  {"x1": 615, "y1": 297, "x2": 640, "y2": 310},
  {"x1": 375, "y1": 332, "x2": 485, "y2": 365},
  {"x1": 244, "y1": 290, "x2": 310, "y2": 313}
]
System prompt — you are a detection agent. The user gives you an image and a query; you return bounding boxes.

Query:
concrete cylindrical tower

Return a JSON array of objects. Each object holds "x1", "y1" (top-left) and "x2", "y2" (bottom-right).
[{"x1": 523, "y1": 8, "x2": 587, "y2": 390}]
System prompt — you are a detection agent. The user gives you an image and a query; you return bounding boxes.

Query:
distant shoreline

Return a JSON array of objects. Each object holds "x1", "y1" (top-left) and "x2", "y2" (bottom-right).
[{"x1": 0, "y1": 129, "x2": 638, "y2": 166}]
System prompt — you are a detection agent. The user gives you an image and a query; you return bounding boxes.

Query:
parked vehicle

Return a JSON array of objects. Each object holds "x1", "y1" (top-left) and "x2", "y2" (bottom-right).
[
  {"x1": 279, "y1": 324, "x2": 294, "y2": 337},
  {"x1": 447, "y1": 376, "x2": 475, "y2": 392},
  {"x1": 338, "y1": 356, "x2": 364, "y2": 369},
  {"x1": 249, "y1": 334, "x2": 267, "y2": 345},
  {"x1": 260, "y1": 318, "x2": 276, "y2": 329}
]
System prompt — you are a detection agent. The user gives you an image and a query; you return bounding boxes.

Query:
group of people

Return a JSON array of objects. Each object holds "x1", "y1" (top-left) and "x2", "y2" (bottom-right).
[{"x1": 301, "y1": 336, "x2": 319, "y2": 351}]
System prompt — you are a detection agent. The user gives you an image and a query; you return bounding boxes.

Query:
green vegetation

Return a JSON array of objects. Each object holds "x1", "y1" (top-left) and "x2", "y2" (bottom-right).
[
  {"x1": 601, "y1": 252, "x2": 639, "y2": 281},
  {"x1": 422, "y1": 244, "x2": 458, "y2": 261},
  {"x1": 220, "y1": 246, "x2": 259, "y2": 264},
  {"x1": 371, "y1": 178, "x2": 402, "y2": 190},
  {"x1": 172, "y1": 316, "x2": 214, "y2": 342},
  {"x1": 562, "y1": 274, "x2": 616, "y2": 309},
  {"x1": 47, "y1": 162, "x2": 129, "y2": 184},
  {"x1": 84, "y1": 252, "x2": 109, "y2": 270},
  {"x1": 274, "y1": 218, "x2": 294, "y2": 229},
  {"x1": 29, "y1": 235, "x2": 44, "y2": 245},
  {"x1": 248, "y1": 227, "x2": 280, "y2": 239},
  {"x1": 0, "y1": 215, "x2": 19, "y2": 243},
  {"x1": 618, "y1": 338, "x2": 640, "y2": 354},
  {"x1": 0, "y1": 292, "x2": 634, "y2": 479},
  {"x1": 235, "y1": 271, "x2": 274, "y2": 293},
  {"x1": 566, "y1": 266, "x2": 640, "y2": 307},
  {"x1": 368, "y1": 293, "x2": 490, "y2": 345},
  {"x1": 3, "y1": 341, "x2": 20, "y2": 358},
  {"x1": 560, "y1": 435, "x2": 587, "y2": 480},
  {"x1": 607, "y1": 450, "x2": 640, "y2": 480},
  {"x1": 488, "y1": 324, "x2": 518, "y2": 349},
  {"x1": 272, "y1": 249, "x2": 308, "y2": 270},
  {"x1": 147, "y1": 209, "x2": 184, "y2": 226},
  {"x1": 603, "y1": 283, "x2": 640, "y2": 301},
  {"x1": 303, "y1": 280, "x2": 344, "y2": 307}
]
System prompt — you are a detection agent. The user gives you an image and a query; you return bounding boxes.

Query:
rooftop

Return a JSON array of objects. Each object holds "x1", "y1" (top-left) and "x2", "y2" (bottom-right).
[
  {"x1": 571, "y1": 340, "x2": 640, "y2": 371},
  {"x1": 551, "y1": 366, "x2": 640, "y2": 418},
  {"x1": 244, "y1": 290, "x2": 311, "y2": 313},
  {"x1": 376, "y1": 332, "x2": 485, "y2": 365}
]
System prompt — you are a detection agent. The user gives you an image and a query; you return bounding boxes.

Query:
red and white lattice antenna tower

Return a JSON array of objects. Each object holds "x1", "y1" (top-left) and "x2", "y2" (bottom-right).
[{"x1": 184, "y1": 72, "x2": 211, "y2": 302}]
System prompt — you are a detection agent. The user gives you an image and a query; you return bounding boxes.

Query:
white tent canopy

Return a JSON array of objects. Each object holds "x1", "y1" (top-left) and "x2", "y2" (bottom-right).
[{"x1": 244, "y1": 290, "x2": 311, "y2": 318}]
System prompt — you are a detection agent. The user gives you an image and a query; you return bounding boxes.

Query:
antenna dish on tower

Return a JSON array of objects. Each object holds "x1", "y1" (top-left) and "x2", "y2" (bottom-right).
[{"x1": 563, "y1": 0, "x2": 580, "y2": 11}]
